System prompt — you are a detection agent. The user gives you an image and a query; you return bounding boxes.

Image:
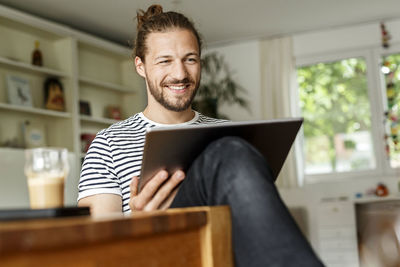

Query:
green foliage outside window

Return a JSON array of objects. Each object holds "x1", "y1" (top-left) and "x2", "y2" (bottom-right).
[{"x1": 297, "y1": 58, "x2": 375, "y2": 174}]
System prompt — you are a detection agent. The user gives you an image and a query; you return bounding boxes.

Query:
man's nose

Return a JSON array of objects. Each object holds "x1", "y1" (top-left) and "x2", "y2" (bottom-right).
[{"x1": 171, "y1": 61, "x2": 188, "y2": 80}]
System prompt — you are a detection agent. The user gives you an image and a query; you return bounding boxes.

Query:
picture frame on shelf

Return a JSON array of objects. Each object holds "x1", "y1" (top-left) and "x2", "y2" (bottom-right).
[
  {"x1": 22, "y1": 120, "x2": 47, "y2": 148},
  {"x1": 79, "y1": 100, "x2": 91, "y2": 116},
  {"x1": 44, "y1": 77, "x2": 65, "y2": 111},
  {"x1": 6, "y1": 74, "x2": 33, "y2": 107},
  {"x1": 106, "y1": 105, "x2": 122, "y2": 120}
]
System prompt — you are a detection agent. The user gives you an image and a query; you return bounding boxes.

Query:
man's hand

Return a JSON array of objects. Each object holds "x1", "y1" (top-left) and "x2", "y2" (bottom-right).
[{"x1": 129, "y1": 170, "x2": 185, "y2": 212}]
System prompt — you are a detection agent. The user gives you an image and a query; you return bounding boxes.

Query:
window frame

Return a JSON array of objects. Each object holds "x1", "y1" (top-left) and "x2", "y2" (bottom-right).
[{"x1": 293, "y1": 46, "x2": 400, "y2": 183}]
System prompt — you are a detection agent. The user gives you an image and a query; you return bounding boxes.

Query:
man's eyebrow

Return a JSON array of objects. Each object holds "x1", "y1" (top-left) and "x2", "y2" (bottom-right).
[
  {"x1": 186, "y1": 52, "x2": 199, "y2": 57},
  {"x1": 155, "y1": 55, "x2": 173, "y2": 60},
  {"x1": 155, "y1": 52, "x2": 199, "y2": 60}
]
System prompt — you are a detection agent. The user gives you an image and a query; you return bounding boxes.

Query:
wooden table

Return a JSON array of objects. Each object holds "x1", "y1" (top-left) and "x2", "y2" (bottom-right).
[{"x1": 0, "y1": 206, "x2": 233, "y2": 267}]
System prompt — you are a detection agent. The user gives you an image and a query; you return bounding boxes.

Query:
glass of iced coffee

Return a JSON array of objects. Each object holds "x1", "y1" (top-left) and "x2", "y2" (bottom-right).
[{"x1": 24, "y1": 148, "x2": 69, "y2": 209}]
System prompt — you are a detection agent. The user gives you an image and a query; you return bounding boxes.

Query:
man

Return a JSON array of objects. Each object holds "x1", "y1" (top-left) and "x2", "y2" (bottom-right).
[{"x1": 78, "y1": 5, "x2": 323, "y2": 266}]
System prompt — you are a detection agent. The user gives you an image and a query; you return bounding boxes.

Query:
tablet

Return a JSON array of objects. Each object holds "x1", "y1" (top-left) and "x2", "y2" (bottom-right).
[
  {"x1": 0, "y1": 207, "x2": 90, "y2": 221},
  {"x1": 139, "y1": 118, "x2": 303, "y2": 191}
]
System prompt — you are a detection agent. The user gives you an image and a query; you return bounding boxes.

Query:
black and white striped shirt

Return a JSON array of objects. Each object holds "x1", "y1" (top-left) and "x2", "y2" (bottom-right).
[{"x1": 78, "y1": 111, "x2": 225, "y2": 213}]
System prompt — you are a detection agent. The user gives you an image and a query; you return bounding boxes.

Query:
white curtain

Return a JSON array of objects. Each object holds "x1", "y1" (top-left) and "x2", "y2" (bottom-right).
[{"x1": 259, "y1": 36, "x2": 302, "y2": 188}]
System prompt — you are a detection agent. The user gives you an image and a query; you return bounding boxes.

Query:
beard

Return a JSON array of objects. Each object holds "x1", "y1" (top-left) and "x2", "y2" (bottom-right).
[{"x1": 147, "y1": 77, "x2": 199, "y2": 112}]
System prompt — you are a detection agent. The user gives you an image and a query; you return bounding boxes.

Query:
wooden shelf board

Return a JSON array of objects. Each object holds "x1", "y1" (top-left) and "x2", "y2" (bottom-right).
[
  {"x1": 0, "y1": 56, "x2": 70, "y2": 78},
  {"x1": 79, "y1": 76, "x2": 135, "y2": 93},
  {"x1": 0, "y1": 103, "x2": 71, "y2": 118},
  {"x1": 80, "y1": 115, "x2": 119, "y2": 125}
]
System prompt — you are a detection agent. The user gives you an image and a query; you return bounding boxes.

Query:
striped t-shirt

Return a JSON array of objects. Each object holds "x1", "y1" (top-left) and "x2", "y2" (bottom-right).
[{"x1": 78, "y1": 111, "x2": 225, "y2": 213}]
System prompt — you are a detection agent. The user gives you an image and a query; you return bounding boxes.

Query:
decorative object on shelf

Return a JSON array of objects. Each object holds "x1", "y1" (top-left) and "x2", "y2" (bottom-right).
[
  {"x1": 79, "y1": 100, "x2": 91, "y2": 116},
  {"x1": 44, "y1": 77, "x2": 65, "y2": 111},
  {"x1": 81, "y1": 133, "x2": 96, "y2": 153},
  {"x1": 375, "y1": 183, "x2": 389, "y2": 197},
  {"x1": 106, "y1": 105, "x2": 122, "y2": 120},
  {"x1": 380, "y1": 22, "x2": 391, "y2": 49},
  {"x1": 22, "y1": 120, "x2": 47, "y2": 148},
  {"x1": 31, "y1": 40, "x2": 43, "y2": 66},
  {"x1": 192, "y1": 52, "x2": 249, "y2": 119},
  {"x1": 6, "y1": 74, "x2": 33, "y2": 107}
]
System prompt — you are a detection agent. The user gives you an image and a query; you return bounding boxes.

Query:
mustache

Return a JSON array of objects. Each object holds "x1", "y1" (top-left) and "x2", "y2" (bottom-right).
[{"x1": 162, "y1": 78, "x2": 194, "y2": 85}]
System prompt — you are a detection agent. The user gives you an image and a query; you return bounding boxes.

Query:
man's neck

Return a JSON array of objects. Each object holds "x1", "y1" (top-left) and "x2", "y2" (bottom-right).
[{"x1": 143, "y1": 106, "x2": 195, "y2": 124}]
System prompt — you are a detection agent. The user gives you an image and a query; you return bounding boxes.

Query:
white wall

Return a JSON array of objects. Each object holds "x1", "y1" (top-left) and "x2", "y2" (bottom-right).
[
  {"x1": 205, "y1": 40, "x2": 263, "y2": 121},
  {"x1": 293, "y1": 18, "x2": 400, "y2": 59}
]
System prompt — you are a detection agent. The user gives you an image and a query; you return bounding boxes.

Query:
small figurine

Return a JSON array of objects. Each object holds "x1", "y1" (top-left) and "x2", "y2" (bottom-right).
[
  {"x1": 44, "y1": 78, "x2": 65, "y2": 111},
  {"x1": 375, "y1": 183, "x2": 389, "y2": 197},
  {"x1": 32, "y1": 40, "x2": 43, "y2": 66}
]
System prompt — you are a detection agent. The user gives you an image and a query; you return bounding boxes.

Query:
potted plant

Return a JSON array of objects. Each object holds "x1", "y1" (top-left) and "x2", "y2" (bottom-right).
[{"x1": 193, "y1": 52, "x2": 249, "y2": 119}]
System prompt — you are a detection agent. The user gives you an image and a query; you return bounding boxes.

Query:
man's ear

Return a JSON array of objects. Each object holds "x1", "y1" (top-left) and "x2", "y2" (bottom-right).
[{"x1": 135, "y1": 56, "x2": 146, "y2": 78}]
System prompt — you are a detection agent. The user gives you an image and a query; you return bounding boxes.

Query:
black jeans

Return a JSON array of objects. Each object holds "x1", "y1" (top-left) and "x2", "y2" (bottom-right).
[{"x1": 171, "y1": 137, "x2": 324, "y2": 267}]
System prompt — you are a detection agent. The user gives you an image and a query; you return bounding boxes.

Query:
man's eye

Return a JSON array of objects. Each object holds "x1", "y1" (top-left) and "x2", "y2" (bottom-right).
[
  {"x1": 187, "y1": 58, "x2": 198, "y2": 63},
  {"x1": 158, "y1": 60, "x2": 170, "y2": 64}
]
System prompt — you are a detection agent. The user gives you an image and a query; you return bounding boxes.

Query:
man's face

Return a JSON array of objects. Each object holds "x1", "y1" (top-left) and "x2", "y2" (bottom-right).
[{"x1": 135, "y1": 29, "x2": 201, "y2": 112}]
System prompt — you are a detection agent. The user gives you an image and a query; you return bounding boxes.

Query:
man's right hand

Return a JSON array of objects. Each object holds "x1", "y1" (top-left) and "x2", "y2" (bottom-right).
[{"x1": 129, "y1": 170, "x2": 185, "y2": 212}]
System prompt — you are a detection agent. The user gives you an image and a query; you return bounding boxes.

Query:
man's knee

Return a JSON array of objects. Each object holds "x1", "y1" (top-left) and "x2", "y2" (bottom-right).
[
  {"x1": 205, "y1": 136, "x2": 274, "y2": 181},
  {"x1": 206, "y1": 136, "x2": 261, "y2": 160}
]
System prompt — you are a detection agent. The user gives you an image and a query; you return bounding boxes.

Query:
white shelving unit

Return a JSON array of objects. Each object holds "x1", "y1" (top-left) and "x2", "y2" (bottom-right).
[{"x1": 0, "y1": 4, "x2": 146, "y2": 163}]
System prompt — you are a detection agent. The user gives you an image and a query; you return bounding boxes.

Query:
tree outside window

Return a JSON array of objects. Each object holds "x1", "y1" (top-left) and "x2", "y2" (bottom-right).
[{"x1": 297, "y1": 58, "x2": 376, "y2": 175}]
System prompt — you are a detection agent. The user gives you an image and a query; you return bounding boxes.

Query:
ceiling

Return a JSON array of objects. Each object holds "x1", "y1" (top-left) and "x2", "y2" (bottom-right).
[{"x1": 0, "y1": 0, "x2": 399, "y2": 47}]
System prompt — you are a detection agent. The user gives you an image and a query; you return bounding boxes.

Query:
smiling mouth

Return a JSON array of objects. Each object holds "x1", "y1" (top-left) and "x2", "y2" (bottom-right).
[{"x1": 166, "y1": 84, "x2": 190, "y2": 92}]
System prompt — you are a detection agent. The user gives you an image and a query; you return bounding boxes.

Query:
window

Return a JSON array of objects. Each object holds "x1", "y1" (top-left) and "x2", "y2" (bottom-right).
[{"x1": 297, "y1": 57, "x2": 376, "y2": 175}]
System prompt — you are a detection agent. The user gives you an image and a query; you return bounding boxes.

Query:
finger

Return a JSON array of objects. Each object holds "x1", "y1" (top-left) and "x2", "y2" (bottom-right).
[
  {"x1": 129, "y1": 177, "x2": 140, "y2": 211},
  {"x1": 130, "y1": 176, "x2": 139, "y2": 197},
  {"x1": 159, "y1": 187, "x2": 179, "y2": 210},
  {"x1": 138, "y1": 170, "x2": 169, "y2": 206},
  {"x1": 144, "y1": 170, "x2": 185, "y2": 211}
]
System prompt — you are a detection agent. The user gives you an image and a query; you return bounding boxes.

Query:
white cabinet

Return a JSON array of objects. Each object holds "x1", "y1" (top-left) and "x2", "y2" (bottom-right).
[
  {"x1": 317, "y1": 197, "x2": 400, "y2": 267},
  {"x1": 317, "y1": 201, "x2": 360, "y2": 267}
]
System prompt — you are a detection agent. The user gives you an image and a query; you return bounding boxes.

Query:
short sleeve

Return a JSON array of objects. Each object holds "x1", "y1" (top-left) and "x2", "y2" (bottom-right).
[{"x1": 78, "y1": 133, "x2": 121, "y2": 201}]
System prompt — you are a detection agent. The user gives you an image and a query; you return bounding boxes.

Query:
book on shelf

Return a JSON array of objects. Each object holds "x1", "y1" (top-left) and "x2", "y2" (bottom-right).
[{"x1": 79, "y1": 100, "x2": 91, "y2": 116}]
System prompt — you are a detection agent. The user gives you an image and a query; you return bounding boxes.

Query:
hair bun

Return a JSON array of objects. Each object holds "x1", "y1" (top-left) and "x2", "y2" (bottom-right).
[{"x1": 137, "y1": 4, "x2": 163, "y2": 30}]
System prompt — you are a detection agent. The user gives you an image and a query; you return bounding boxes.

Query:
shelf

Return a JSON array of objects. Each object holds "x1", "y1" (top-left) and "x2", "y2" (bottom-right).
[
  {"x1": 0, "y1": 56, "x2": 70, "y2": 78},
  {"x1": 79, "y1": 76, "x2": 135, "y2": 93},
  {"x1": 0, "y1": 103, "x2": 71, "y2": 118},
  {"x1": 80, "y1": 115, "x2": 119, "y2": 125},
  {"x1": 0, "y1": 147, "x2": 74, "y2": 154}
]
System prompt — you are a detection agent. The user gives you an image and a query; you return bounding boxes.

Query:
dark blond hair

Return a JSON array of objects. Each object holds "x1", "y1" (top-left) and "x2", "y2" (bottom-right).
[{"x1": 134, "y1": 5, "x2": 202, "y2": 61}]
